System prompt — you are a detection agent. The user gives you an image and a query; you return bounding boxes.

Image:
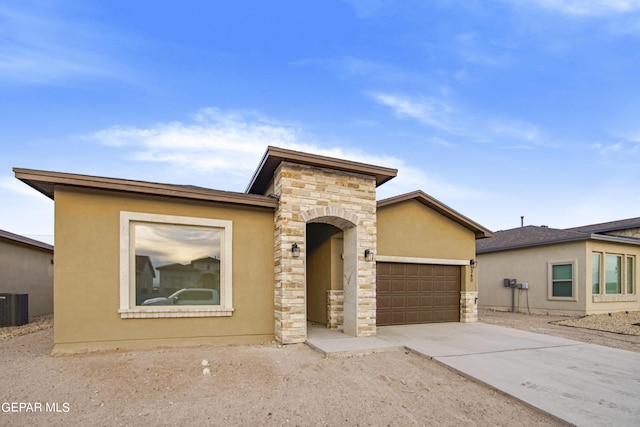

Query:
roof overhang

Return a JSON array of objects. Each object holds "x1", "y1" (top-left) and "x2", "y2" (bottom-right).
[
  {"x1": 477, "y1": 233, "x2": 640, "y2": 254},
  {"x1": 0, "y1": 229, "x2": 53, "y2": 252},
  {"x1": 377, "y1": 190, "x2": 493, "y2": 239},
  {"x1": 13, "y1": 168, "x2": 279, "y2": 209},
  {"x1": 246, "y1": 146, "x2": 398, "y2": 194}
]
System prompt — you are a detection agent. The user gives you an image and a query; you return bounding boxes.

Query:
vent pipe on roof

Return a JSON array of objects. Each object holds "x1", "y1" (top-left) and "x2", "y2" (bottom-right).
[{"x1": 521, "y1": 216, "x2": 524, "y2": 227}]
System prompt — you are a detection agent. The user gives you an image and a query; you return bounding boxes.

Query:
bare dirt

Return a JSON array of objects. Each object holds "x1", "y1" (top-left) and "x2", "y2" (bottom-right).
[{"x1": 2, "y1": 310, "x2": 638, "y2": 426}]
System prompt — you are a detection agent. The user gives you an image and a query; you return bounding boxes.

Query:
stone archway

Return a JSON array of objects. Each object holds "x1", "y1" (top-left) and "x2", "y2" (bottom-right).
[
  {"x1": 304, "y1": 209, "x2": 359, "y2": 336},
  {"x1": 273, "y1": 162, "x2": 378, "y2": 344}
]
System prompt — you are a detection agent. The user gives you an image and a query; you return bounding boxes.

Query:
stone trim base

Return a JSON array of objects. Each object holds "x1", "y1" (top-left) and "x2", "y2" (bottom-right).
[
  {"x1": 460, "y1": 291, "x2": 478, "y2": 323},
  {"x1": 327, "y1": 290, "x2": 344, "y2": 329}
]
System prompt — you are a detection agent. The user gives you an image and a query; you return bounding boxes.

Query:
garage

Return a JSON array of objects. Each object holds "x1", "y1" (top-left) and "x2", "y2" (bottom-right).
[{"x1": 376, "y1": 262, "x2": 461, "y2": 326}]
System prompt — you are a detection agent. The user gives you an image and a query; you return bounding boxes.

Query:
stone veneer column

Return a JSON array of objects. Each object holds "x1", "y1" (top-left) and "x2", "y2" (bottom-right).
[
  {"x1": 273, "y1": 161, "x2": 377, "y2": 344},
  {"x1": 460, "y1": 291, "x2": 478, "y2": 322}
]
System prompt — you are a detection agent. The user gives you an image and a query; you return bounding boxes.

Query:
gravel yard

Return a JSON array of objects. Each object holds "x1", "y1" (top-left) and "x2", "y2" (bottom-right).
[{"x1": 1, "y1": 310, "x2": 638, "y2": 426}]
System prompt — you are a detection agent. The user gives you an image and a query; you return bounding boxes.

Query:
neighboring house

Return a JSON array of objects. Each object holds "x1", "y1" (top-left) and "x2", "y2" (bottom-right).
[
  {"x1": 0, "y1": 229, "x2": 54, "y2": 317},
  {"x1": 476, "y1": 219, "x2": 640, "y2": 316},
  {"x1": 156, "y1": 256, "x2": 220, "y2": 295},
  {"x1": 14, "y1": 146, "x2": 491, "y2": 353}
]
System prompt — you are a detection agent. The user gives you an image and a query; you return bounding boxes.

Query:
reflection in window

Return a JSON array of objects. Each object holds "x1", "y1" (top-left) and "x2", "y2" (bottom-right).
[
  {"x1": 134, "y1": 224, "x2": 221, "y2": 306},
  {"x1": 552, "y1": 264, "x2": 573, "y2": 297},
  {"x1": 605, "y1": 254, "x2": 622, "y2": 294}
]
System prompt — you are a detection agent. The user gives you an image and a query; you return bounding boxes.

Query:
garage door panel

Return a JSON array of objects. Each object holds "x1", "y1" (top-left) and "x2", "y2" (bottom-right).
[{"x1": 377, "y1": 263, "x2": 460, "y2": 326}]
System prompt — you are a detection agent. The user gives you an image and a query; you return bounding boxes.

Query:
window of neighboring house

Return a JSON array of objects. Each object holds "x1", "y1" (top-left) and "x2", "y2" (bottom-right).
[
  {"x1": 119, "y1": 212, "x2": 233, "y2": 319},
  {"x1": 592, "y1": 253, "x2": 601, "y2": 295},
  {"x1": 627, "y1": 256, "x2": 635, "y2": 294},
  {"x1": 605, "y1": 254, "x2": 622, "y2": 294},
  {"x1": 549, "y1": 262, "x2": 575, "y2": 299}
]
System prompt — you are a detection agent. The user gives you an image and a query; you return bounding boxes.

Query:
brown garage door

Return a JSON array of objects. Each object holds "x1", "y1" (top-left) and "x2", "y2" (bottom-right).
[{"x1": 377, "y1": 263, "x2": 460, "y2": 326}]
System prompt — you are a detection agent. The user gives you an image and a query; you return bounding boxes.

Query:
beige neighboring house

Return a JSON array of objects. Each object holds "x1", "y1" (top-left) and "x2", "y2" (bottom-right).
[
  {"x1": 477, "y1": 219, "x2": 640, "y2": 316},
  {"x1": 0, "y1": 229, "x2": 54, "y2": 317},
  {"x1": 14, "y1": 146, "x2": 491, "y2": 353}
]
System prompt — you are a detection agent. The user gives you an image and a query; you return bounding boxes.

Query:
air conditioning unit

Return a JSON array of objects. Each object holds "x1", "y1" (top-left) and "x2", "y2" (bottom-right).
[{"x1": 0, "y1": 293, "x2": 29, "y2": 327}]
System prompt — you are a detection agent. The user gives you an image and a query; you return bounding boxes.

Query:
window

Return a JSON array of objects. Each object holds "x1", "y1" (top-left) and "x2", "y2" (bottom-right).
[
  {"x1": 605, "y1": 254, "x2": 622, "y2": 294},
  {"x1": 627, "y1": 256, "x2": 635, "y2": 294},
  {"x1": 592, "y1": 253, "x2": 600, "y2": 294},
  {"x1": 551, "y1": 263, "x2": 573, "y2": 298},
  {"x1": 119, "y1": 212, "x2": 233, "y2": 319},
  {"x1": 592, "y1": 252, "x2": 636, "y2": 302}
]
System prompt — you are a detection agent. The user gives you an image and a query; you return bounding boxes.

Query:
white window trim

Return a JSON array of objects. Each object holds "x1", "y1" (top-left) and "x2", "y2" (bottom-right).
[
  {"x1": 591, "y1": 252, "x2": 637, "y2": 303},
  {"x1": 118, "y1": 211, "x2": 234, "y2": 319},
  {"x1": 547, "y1": 260, "x2": 578, "y2": 301}
]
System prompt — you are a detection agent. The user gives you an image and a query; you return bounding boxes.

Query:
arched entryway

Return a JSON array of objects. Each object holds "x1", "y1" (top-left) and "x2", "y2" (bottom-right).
[{"x1": 302, "y1": 209, "x2": 360, "y2": 337}]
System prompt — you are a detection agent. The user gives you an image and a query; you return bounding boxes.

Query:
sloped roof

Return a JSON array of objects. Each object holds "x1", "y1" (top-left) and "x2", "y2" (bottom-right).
[
  {"x1": 0, "y1": 229, "x2": 53, "y2": 252},
  {"x1": 246, "y1": 146, "x2": 398, "y2": 194},
  {"x1": 377, "y1": 190, "x2": 493, "y2": 239},
  {"x1": 476, "y1": 225, "x2": 640, "y2": 254},
  {"x1": 566, "y1": 217, "x2": 640, "y2": 234},
  {"x1": 13, "y1": 168, "x2": 279, "y2": 209}
]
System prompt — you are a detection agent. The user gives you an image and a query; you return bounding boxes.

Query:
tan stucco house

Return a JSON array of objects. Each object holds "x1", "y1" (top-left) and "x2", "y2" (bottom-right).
[
  {"x1": 477, "y1": 219, "x2": 640, "y2": 316},
  {"x1": 0, "y1": 229, "x2": 54, "y2": 317},
  {"x1": 14, "y1": 146, "x2": 491, "y2": 353}
]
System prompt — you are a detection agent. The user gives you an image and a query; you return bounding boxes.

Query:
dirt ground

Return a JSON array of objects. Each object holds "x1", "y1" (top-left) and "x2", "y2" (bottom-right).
[{"x1": 2, "y1": 310, "x2": 638, "y2": 426}]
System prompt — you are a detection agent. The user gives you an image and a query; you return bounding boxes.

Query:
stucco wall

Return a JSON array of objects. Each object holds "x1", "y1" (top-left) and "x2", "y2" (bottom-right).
[
  {"x1": 377, "y1": 200, "x2": 476, "y2": 261},
  {"x1": 478, "y1": 240, "x2": 640, "y2": 315},
  {"x1": 0, "y1": 240, "x2": 53, "y2": 317},
  {"x1": 53, "y1": 186, "x2": 275, "y2": 353},
  {"x1": 477, "y1": 241, "x2": 588, "y2": 315}
]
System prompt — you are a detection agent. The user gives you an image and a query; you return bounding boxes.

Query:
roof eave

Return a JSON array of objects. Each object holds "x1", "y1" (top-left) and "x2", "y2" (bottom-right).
[
  {"x1": 13, "y1": 168, "x2": 279, "y2": 209},
  {"x1": 246, "y1": 146, "x2": 398, "y2": 194}
]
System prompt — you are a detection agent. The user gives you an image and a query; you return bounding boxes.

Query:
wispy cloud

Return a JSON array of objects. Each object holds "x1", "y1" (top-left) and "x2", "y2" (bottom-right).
[
  {"x1": 506, "y1": 0, "x2": 640, "y2": 16},
  {"x1": 370, "y1": 92, "x2": 545, "y2": 148},
  {"x1": 0, "y1": 4, "x2": 133, "y2": 85}
]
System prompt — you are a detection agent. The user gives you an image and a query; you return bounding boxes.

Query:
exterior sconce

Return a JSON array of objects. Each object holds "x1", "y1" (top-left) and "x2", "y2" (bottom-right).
[
  {"x1": 364, "y1": 249, "x2": 374, "y2": 262},
  {"x1": 291, "y1": 243, "x2": 300, "y2": 258},
  {"x1": 469, "y1": 259, "x2": 477, "y2": 281}
]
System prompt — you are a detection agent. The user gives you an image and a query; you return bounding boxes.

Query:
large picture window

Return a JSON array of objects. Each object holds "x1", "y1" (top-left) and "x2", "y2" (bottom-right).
[
  {"x1": 119, "y1": 212, "x2": 233, "y2": 319},
  {"x1": 591, "y1": 252, "x2": 636, "y2": 302}
]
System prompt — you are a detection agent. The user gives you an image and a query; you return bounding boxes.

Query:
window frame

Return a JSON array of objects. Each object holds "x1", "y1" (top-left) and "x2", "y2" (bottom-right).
[
  {"x1": 591, "y1": 251, "x2": 637, "y2": 303},
  {"x1": 547, "y1": 260, "x2": 577, "y2": 301},
  {"x1": 118, "y1": 211, "x2": 234, "y2": 319}
]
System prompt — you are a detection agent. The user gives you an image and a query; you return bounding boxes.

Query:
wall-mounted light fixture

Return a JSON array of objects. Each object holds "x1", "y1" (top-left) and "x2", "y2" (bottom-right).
[
  {"x1": 291, "y1": 243, "x2": 300, "y2": 258},
  {"x1": 469, "y1": 259, "x2": 477, "y2": 281},
  {"x1": 364, "y1": 249, "x2": 374, "y2": 262}
]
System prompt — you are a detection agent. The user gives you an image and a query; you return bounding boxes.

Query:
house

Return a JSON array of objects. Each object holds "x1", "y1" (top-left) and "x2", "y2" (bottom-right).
[
  {"x1": 476, "y1": 218, "x2": 640, "y2": 316},
  {"x1": 0, "y1": 229, "x2": 54, "y2": 317},
  {"x1": 14, "y1": 146, "x2": 491, "y2": 353}
]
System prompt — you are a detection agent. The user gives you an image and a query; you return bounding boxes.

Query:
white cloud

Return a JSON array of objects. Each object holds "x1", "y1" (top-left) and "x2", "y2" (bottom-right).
[
  {"x1": 0, "y1": 176, "x2": 43, "y2": 198},
  {"x1": 85, "y1": 107, "x2": 477, "y2": 201}
]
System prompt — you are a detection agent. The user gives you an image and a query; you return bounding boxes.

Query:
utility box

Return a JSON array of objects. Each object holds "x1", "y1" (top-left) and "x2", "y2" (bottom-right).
[{"x1": 0, "y1": 293, "x2": 29, "y2": 327}]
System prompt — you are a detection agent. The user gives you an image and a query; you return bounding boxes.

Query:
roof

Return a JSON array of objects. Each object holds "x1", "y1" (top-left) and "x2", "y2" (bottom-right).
[
  {"x1": 0, "y1": 229, "x2": 53, "y2": 252},
  {"x1": 566, "y1": 217, "x2": 640, "y2": 234},
  {"x1": 13, "y1": 168, "x2": 279, "y2": 209},
  {"x1": 377, "y1": 190, "x2": 493, "y2": 239},
  {"x1": 246, "y1": 146, "x2": 398, "y2": 194},
  {"x1": 477, "y1": 225, "x2": 640, "y2": 254}
]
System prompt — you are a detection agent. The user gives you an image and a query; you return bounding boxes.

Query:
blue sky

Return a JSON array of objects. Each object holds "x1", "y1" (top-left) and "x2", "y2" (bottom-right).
[{"x1": 2, "y1": 0, "x2": 640, "y2": 244}]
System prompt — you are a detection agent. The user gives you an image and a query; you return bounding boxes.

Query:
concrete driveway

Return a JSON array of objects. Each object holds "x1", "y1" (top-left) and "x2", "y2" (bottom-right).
[{"x1": 307, "y1": 322, "x2": 640, "y2": 426}]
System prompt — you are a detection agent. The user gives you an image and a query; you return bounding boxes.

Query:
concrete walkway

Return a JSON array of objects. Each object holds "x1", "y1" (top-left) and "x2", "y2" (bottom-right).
[{"x1": 306, "y1": 322, "x2": 640, "y2": 426}]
